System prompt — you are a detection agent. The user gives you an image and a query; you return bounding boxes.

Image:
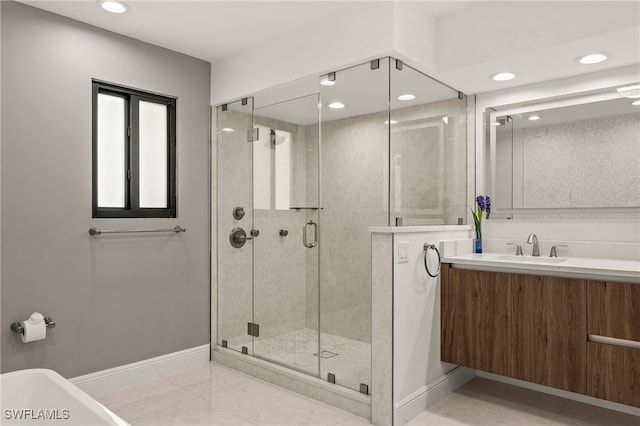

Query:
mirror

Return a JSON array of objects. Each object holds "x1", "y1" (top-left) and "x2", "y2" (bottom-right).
[{"x1": 487, "y1": 84, "x2": 640, "y2": 219}]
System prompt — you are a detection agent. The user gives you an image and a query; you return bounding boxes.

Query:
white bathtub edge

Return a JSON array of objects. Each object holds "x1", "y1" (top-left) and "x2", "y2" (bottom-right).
[{"x1": 70, "y1": 344, "x2": 210, "y2": 395}]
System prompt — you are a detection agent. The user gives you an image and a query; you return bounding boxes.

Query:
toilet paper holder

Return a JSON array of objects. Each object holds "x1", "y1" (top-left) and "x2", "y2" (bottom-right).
[{"x1": 10, "y1": 316, "x2": 55, "y2": 335}]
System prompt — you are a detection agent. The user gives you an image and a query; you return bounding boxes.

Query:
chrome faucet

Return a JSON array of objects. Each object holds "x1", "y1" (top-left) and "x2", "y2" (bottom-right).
[
  {"x1": 549, "y1": 244, "x2": 568, "y2": 257},
  {"x1": 527, "y1": 234, "x2": 540, "y2": 257},
  {"x1": 506, "y1": 242, "x2": 523, "y2": 255}
]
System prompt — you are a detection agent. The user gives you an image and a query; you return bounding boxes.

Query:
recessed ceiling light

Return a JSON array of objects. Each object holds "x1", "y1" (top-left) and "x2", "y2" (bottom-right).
[
  {"x1": 577, "y1": 53, "x2": 607, "y2": 65},
  {"x1": 442, "y1": 116, "x2": 449, "y2": 124},
  {"x1": 320, "y1": 80, "x2": 335, "y2": 86},
  {"x1": 491, "y1": 72, "x2": 516, "y2": 81},
  {"x1": 632, "y1": 100, "x2": 640, "y2": 106},
  {"x1": 328, "y1": 102, "x2": 345, "y2": 109},
  {"x1": 397, "y1": 94, "x2": 416, "y2": 101},
  {"x1": 221, "y1": 128, "x2": 234, "y2": 133},
  {"x1": 99, "y1": 0, "x2": 129, "y2": 13},
  {"x1": 492, "y1": 122, "x2": 502, "y2": 126},
  {"x1": 617, "y1": 85, "x2": 640, "y2": 98},
  {"x1": 384, "y1": 120, "x2": 399, "y2": 125},
  {"x1": 528, "y1": 115, "x2": 541, "y2": 121}
]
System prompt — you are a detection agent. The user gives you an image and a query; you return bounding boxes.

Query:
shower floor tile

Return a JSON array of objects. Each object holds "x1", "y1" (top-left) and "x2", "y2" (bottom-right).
[{"x1": 252, "y1": 328, "x2": 371, "y2": 392}]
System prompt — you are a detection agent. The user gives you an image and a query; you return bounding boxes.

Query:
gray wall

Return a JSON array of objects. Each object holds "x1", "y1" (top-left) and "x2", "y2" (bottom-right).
[{"x1": 1, "y1": 2, "x2": 211, "y2": 377}]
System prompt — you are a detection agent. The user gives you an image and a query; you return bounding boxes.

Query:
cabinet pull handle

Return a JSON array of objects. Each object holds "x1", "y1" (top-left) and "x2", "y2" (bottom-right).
[
  {"x1": 423, "y1": 243, "x2": 441, "y2": 278},
  {"x1": 588, "y1": 334, "x2": 640, "y2": 350}
]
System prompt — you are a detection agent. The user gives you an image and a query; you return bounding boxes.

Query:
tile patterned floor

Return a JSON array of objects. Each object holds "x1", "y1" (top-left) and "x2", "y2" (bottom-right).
[
  {"x1": 95, "y1": 362, "x2": 368, "y2": 426},
  {"x1": 407, "y1": 377, "x2": 640, "y2": 426},
  {"x1": 95, "y1": 363, "x2": 640, "y2": 426},
  {"x1": 251, "y1": 328, "x2": 371, "y2": 391}
]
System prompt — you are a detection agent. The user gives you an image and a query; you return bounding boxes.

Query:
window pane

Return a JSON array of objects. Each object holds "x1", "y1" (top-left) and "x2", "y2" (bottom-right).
[
  {"x1": 97, "y1": 93, "x2": 126, "y2": 208},
  {"x1": 139, "y1": 101, "x2": 168, "y2": 208}
]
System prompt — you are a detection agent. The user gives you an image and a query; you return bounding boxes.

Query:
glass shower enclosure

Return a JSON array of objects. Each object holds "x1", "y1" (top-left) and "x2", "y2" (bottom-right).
[{"x1": 215, "y1": 57, "x2": 467, "y2": 396}]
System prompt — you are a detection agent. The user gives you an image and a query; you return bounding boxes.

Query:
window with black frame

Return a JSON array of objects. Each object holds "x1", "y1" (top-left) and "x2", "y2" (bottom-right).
[{"x1": 92, "y1": 80, "x2": 176, "y2": 218}]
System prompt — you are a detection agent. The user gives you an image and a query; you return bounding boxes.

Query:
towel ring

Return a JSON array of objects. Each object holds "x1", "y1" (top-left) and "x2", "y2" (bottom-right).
[{"x1": 423, "y1": 243, "x2": 441, "y2": 278}]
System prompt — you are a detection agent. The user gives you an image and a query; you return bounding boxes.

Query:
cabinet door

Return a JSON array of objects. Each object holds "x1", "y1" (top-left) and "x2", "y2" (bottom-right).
[
  {"x1": 588, "y1": 281, "x2": 640, "y2": 342},
  {"x1": 513, "y1": 275, "x2": 586, "y2": 393},
  {"x1": 441, "y1": 266, "x2": 587, "y2": 394},
  {"x1": 441, "y1": 265, "x2": 513, "y2": 376},
  {"x1": 587, "y1": 342, "x2": 640, "y2": 408}
]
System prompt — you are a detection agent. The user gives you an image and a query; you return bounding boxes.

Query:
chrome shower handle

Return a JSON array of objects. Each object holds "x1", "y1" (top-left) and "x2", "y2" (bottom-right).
[
  {"x1": 303, "y1": 220, "x2": 317, "y2": 248},
  {"x1": 229, "y1": 228, "x2": 258, "y2": 248}
]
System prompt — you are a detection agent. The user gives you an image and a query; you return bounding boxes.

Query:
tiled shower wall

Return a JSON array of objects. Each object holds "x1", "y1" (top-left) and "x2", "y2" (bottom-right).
[
  {"x1": 218, "y1": 99, "x2": 466, "y2": 346},
  {"x1": 391, "y1": 99, "x2": 468, "y2": 225},
  {"x1": 312, "y1": 111, "x2": 389, "y2": 343}
]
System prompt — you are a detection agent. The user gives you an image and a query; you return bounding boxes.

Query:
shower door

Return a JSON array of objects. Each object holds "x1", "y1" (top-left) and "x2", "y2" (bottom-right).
[{"x1": 252, "y1": 94, "x2": 320, "y2": 376}]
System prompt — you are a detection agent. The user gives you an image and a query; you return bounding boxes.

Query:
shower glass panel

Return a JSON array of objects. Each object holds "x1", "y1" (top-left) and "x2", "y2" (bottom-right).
[
  {"x1": 390, "y1": 61, "x2": 467, "y2": 225},
  {"x1": 215, "y1": 57, "x2": 468, "y2": 400},
  {"x1": 216, "y1": 98, "x2": 254, "y2": 355},
  {"x1": 252, "y1": 94, "x2": 320, "y2": 376},
  {"x1": 319, "y1": 59, "x2": 389, "y2": 391}
]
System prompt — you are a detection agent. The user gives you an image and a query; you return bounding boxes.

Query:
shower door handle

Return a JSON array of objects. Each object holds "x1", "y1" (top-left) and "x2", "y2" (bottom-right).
[{"x1": 303, "y1": 221, "x2": 317, "y2": 248}]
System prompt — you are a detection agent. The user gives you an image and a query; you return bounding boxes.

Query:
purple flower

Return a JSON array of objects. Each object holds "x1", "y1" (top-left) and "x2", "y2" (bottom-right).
[
  {"x1": 472, "y1": 195, "x2": 491, "y2": 238},
  {"x1": 476, "y1": 195, "x2": 489, "y2": 212}
]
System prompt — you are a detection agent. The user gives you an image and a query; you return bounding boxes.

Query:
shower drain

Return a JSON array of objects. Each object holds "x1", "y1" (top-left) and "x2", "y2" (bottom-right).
[{"x1": 313, "y1": 350, "x2": 338, "y2": 359}]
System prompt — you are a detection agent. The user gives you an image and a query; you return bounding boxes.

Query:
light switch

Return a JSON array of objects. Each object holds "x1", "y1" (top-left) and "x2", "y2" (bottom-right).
[{"x1": 398, "y1": 241, "x2": 409, "y2": 263}]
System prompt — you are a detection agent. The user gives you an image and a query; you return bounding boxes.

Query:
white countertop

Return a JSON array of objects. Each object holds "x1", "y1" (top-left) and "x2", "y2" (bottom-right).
[{"x1": 442, "y1": 253, "x2": 640, "y2": 284}]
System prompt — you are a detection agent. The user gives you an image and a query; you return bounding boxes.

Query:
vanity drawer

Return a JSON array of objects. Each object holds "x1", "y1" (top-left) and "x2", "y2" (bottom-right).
[
  {"x1": 587, "y1": 342, "x2": 640, "y2": 408},
  {"x1": 588, "y1": 281, "x2": 640, "y2": 342}
]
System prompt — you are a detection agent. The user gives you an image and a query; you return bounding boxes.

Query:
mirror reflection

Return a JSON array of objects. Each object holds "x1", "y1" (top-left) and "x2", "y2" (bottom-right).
[{"x1": 489, "y1": 85, "x2": 640, "y2": 219}]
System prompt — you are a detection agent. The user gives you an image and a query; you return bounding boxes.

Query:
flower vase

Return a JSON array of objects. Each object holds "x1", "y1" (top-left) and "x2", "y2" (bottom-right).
[{"x1": 474, "y1": 238, "x2": 482, "y2": 254}]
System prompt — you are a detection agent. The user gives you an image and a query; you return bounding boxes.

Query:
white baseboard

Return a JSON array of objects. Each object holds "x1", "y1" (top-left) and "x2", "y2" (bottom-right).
[
  {"x1": 394, "y1": 367, "x2": 476, "y2": 425},
  {"x1": 477, "y1": 371, "x2": 640, "y2": 418},
  {"x1": 70, "y1": 344, "x2": 210, "y2": 395}
]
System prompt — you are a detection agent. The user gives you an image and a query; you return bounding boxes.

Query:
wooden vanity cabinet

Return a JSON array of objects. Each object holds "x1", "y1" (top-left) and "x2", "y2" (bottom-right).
[
  {"x1": 586, "y1": 281, "x2": 640, "y2": 407},
  {"x1": 440, "y1": 263, "x2": 587, "y2": 394},
  {"x1": 441, "y1": 265, "x2": 640, "y2": 408}
]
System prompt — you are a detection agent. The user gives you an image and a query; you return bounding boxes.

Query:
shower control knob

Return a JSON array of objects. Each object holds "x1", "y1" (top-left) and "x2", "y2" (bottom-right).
[
  {"x1": 279, "y1": 229, "x2": 288, "y2": 237},
  {"x1": 230, "y1": 227, "x2": 249, "y2": 248},
  {"x1": 232, "y1": 207, "x2": 245, "y2": 220}
]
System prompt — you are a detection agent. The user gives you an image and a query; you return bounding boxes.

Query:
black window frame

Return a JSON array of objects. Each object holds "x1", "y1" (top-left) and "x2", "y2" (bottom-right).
[{"x1": 92, "y1": 80, "x2": 177, "y2": 218}]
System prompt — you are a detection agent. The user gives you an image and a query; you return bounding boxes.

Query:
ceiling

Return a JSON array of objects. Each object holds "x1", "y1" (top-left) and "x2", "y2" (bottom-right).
[
  {"x1": 16, "y1": 0, "x2": 640, "y2": 99},
  {"x1": 18, "y1": 1, "x2": 358, "y2": 63},
  {"x1": 15, "y1": 1, "x2": 479, "y2": 63}
]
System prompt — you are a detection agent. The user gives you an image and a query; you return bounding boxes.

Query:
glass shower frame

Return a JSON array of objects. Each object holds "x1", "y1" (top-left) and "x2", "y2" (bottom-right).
[{"x1": 215, "y1": 56, "x2": 467, "y2": 395}]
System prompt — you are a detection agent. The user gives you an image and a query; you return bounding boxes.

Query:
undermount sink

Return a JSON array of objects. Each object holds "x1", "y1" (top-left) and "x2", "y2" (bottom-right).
[{"x1": 499, "y1": 255, "x2": 569, "y2": 264}]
